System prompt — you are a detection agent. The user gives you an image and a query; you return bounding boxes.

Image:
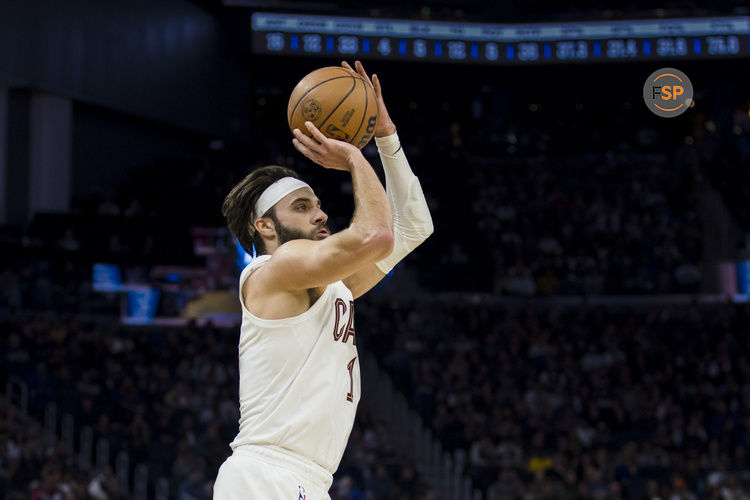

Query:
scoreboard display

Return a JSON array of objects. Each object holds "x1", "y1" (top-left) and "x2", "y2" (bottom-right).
[{"x1": 251, "y1": 13, "x2": 750, "y2": 65}]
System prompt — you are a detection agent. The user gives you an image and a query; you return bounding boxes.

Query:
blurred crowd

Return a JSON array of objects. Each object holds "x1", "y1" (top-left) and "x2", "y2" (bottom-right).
[
  {"x1": 5, "y1": 296, "x2": 750, "y2": 499},
  {"x1": 688, "y1": 102, "x2": 750, "y2": 230},
  {"x1": 356, "y1": 297, "x2": 750, "y2": 499},
  {"x1": 0, "y1": 312, "x2": 431, "y2": 500},
  {"x1": 3, "y1": 66, "x2": 749, "y2": 299},
  {"x1": 395, "y1": 75, "x2": 749, "y2": 294},
  {"x1": 468, "y1": 150, "x2": 702, "y2": 295}
]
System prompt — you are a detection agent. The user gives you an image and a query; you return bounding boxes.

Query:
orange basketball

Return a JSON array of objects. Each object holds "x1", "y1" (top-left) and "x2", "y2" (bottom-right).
[{"x1": 288, "y1": 67, "x2": 379, "y2": 149}]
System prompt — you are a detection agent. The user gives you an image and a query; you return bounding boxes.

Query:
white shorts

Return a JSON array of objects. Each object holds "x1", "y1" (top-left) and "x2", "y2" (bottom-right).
[{"x1": 213, "y1": 445, "x2": 332, "y2": 500}]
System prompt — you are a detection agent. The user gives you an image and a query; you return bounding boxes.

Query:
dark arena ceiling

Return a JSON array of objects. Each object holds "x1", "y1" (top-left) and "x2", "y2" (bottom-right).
[{"x1": 190, "y1": 0, "x2": 749, "y2": 24}]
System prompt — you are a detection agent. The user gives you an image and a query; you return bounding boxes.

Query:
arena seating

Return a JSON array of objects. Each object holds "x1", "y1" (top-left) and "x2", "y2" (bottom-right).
[
  {"x1": 355, "y1": 297, "x2": 750, "y2": 499},
  {"x1": 0, "y1": 312, "x2": 432, "y2": 499}
]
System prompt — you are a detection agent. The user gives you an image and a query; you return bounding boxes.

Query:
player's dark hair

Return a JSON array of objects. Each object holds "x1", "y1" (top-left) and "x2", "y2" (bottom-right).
[{"x1": 222, "y1": 165, "x2": 300, "y2": 255}]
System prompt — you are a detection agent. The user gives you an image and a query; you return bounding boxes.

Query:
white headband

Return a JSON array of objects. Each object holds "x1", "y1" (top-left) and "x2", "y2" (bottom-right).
[{"x1": 254, "y1": 177, "x2": 311, "y2": 220}]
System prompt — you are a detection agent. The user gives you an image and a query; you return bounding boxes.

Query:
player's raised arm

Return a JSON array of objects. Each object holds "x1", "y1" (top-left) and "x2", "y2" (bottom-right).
[
  {"x1": 341, "y1": 60, "x2": 434, "y2": 298},
  {"x1": 257, "y1": 121, "x2": 393, "y2": 292}
]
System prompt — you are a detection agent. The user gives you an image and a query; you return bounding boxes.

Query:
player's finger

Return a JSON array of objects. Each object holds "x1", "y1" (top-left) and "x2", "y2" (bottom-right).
[
  {"x1": 341, "y1": 61, "x2": 353, "y2": 71},
  {"x1": 293, "y1": 130, "x2": 324, "y2": 157},
  {"x1": 292, "y1": 138, "x2": 318, "y2": 160},
  {"x1": 305, "y1": 121, "x2": 329, "y2": 144},
  {"x1": 372, "y1": 74, "x2": 383, "y2": 97},
  {"x1": 293, "y1": 127, "x2": 321, "y2": 147},
  {"x1": 355, "y1": 61, "x2": 373, "y2": 86},
  {"x1": 354, "y1": 60, "x2": 374, "y2": 87}
]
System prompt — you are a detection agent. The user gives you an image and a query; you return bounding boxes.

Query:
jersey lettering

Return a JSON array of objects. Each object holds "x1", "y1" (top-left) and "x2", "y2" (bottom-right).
[
  {"x1": 332, "y1": 298, "x2": 356, "y2": 345},
  {"x1": 341, "y1": 301, "x2": 356, "y2": 345},
  {"x1": 332, "y1": 298, "x2": 346, "y2": 341}
]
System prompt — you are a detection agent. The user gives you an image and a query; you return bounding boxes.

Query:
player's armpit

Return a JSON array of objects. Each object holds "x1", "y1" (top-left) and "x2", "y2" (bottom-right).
[
  {"x1": 342, "y1": 264, "x2": 387, "y2": 299},
  {"x1": 259, "y1": 227, "x2": 393, "y2": 292}
]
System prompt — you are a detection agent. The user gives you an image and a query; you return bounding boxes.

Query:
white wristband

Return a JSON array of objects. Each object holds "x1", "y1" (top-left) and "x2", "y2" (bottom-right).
[{"x1": 375, "y1": 133, "x2": 402, "y2": 157}]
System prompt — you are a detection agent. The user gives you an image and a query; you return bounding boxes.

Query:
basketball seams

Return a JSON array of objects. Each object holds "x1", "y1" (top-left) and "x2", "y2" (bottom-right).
[
  {"x1": 288, "y1": 75, "x2": 357, "y2": 125},
  {"x1": 288, "y1": 67, "x2": 377, "y2": 147},
  {"x1": 316, "y1": 74, "x2": 357, "y2": 135},
  {"x1": 349, "y1": 77, "x2": 370, "y2": 144}
]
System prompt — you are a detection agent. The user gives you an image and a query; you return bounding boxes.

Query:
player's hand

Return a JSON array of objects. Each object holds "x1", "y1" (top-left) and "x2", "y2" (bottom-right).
[
  {"x1": 342, "y1": 60, "x2": 397, "y2": 138},
  {"x1": 292, "y1": 121, "x2": 362, "y2": 172}
]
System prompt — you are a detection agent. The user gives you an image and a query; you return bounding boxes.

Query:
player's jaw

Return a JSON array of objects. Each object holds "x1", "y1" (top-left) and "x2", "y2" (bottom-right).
[{"x1": 275, "y1": 219, "x2": 330, "y2": 245}]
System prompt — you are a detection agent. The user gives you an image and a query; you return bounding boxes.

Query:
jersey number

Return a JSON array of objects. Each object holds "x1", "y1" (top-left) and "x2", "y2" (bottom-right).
[{"x1": 346, "y1": 357, "x2": 356, "y2": 402}]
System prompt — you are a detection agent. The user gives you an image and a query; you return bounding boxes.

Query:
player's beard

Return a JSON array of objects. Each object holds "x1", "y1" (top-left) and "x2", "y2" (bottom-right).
[{"x1": 271, "y1": 213, "x2": 330, "y2": 245}]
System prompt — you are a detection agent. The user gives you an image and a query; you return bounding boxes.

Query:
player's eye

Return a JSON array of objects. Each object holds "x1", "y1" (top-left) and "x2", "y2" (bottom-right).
[{"x1": 296, "y1": 204, "x2": 306, "y2": 211}]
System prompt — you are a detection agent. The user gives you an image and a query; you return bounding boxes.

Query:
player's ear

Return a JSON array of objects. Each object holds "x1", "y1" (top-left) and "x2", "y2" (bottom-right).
[{"x1": 254, "y1": 217, "x2": 275, "y2": 238}]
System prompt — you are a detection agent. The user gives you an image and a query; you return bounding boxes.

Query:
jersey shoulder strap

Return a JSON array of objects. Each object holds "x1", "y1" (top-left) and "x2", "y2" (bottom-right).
[{"x1": 238, "y1": 254, "x2": 272, "y2": 306}]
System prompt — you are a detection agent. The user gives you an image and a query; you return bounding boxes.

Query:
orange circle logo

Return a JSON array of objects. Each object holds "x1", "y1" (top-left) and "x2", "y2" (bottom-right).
[{"x1": 643, "y1": 68, "x2": 693, "y2": 118}]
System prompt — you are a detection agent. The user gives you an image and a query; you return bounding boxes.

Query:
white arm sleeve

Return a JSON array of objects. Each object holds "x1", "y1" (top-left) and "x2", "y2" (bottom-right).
[{"x1": 374, "y1": 132, "x2": 434, "y2": 274}]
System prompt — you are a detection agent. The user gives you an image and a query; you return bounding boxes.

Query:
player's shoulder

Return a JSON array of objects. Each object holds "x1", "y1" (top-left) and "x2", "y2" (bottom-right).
[
  {"x1": 240, "y1": 254, "x2": 271, "y2": 291},
  {"x1": 241, "y1": 254, "x2": 271, "y2": 278},
  {"x1": 243, "y1": 248, "x2": 315, "y2": 296}
]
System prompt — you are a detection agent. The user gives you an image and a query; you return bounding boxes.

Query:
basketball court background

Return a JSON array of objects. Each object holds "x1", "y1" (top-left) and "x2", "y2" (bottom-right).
[{"x1": 1, "y1": 1, "x2": 750, "y2": 499}]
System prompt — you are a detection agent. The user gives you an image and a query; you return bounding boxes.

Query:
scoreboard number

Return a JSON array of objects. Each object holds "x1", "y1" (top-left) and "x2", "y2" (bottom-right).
[{"x1": 253, "y1": 13, "x2": 750, "y2": 65}]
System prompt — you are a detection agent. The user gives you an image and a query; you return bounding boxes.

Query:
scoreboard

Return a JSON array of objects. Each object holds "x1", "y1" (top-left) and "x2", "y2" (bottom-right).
[{"x1": 251, "y1": 13, "x2": 750, "y2": 65}]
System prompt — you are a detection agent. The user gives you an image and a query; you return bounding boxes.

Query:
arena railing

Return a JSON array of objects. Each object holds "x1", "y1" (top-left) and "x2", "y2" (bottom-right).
[
  {"x1": 362, "y1": 353, "x2": 482, "y2": 500},
  {"x1": 40, "y1": 399, "x2": 171, "y2": 499}
]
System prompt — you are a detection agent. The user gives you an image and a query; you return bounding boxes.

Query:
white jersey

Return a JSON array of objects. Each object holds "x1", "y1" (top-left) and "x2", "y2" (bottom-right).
[{"x1": 229, "y1": 254, "x2": 360, "y2": 476}]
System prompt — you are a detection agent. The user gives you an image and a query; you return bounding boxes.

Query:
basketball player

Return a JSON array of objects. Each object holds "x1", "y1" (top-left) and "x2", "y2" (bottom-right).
[{"x1": 213, "y1": 60, "x2": 433, "y2": 499}]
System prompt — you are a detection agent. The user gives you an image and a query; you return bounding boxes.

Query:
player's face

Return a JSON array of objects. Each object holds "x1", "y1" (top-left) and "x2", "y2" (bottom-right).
[{"x1": 272, "y1": 187, "x2": 330, "y2": 244}]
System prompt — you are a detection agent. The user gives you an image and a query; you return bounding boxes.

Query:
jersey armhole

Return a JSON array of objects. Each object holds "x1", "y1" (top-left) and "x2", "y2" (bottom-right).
[{"x1": 238, "y1": 256, "x2": 271, "y2": 317}]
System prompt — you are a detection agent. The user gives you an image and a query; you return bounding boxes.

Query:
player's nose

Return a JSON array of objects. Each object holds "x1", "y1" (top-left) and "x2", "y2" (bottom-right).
[{"x1": 312, "y1": 208, "x2": 327, "y2": 225}]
